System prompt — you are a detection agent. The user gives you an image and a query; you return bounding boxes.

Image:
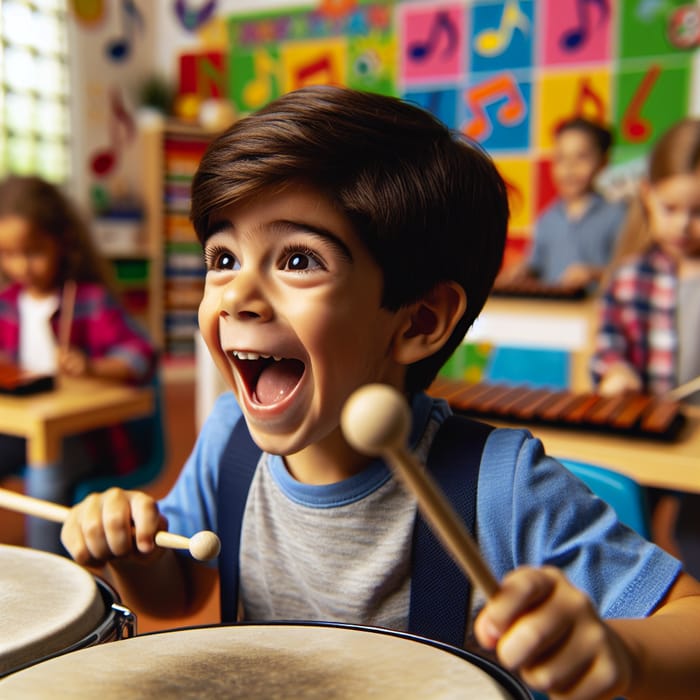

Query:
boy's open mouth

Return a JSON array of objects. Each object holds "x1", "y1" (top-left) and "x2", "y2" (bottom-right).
[{"x1": 231, "y1": 351, "x2": 305, "y2": 406}]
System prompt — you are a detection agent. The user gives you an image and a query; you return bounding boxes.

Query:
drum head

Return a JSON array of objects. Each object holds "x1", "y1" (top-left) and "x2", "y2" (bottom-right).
[
  {"x1": 1, "y1": 623, "x2": 530, "y2": 698},
  {"x1": 0, "y1": 545, "x2": 104, "y2": 675}
]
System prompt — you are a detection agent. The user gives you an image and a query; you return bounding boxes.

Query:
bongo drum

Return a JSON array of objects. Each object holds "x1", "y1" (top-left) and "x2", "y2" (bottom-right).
[
  {"x1": 0, "y1": 622, "x2": 533, "y2": 698},
  {"x1": 0, "y1": 545, "x2": 135, "y2": 677}
]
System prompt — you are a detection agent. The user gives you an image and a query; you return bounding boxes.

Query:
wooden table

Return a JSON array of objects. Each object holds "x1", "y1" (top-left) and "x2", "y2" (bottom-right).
[
  {"x1": 484, "y1": 405, "x2": 700, "y2": 495},
  {"x1": 0, "y1": 376, "x2": 154, "y2": 464}
]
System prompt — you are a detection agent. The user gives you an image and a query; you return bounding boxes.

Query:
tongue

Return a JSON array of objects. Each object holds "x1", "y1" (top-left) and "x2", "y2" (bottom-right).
[{"x1": 255, "y1": 359, "x2": 304, "y2": 405}]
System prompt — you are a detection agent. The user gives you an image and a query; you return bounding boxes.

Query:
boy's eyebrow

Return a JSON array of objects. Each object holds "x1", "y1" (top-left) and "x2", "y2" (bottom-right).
[
  {"x1": 204, "y1": 217, "x2": 354, "y2": 263},
  {"x1": 276, "y1": 219, "x2": 354, "y2": 262}
]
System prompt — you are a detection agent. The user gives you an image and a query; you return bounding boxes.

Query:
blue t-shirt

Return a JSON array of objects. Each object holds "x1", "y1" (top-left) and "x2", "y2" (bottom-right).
[
  {"x1": 528, "y1": 193, "x2": 626, "y2": 284},
  {"x1": 160, "y1": 391, "x2": 680, "y2": 624}
]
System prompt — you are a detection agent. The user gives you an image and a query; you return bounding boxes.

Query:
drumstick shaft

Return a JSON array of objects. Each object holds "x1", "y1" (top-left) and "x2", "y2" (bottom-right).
[
  {"x1": 667, "y1": 375, "x2": 700, "y2": 401},
  {"x1": 0, "y1": 487, "x2": 193, "y2": 552},
  {"x1": 59, "y1": 279, "x2": 77, "y2": 352},
  {"x1": 386, "y1": 446, "x2": 500, "y2": 599}
]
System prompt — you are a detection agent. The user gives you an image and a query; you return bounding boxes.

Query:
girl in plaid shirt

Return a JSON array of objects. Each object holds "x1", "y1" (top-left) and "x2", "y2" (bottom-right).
[
  {"x1": 591, "y1": 119, "x2": 700, "y2": 578},
  {"x1": 591, "y1": 119, "x2": 700, "y2": 399},
  {"x1": 0, "y1": 175, "x2": 156, "y2": 553}
]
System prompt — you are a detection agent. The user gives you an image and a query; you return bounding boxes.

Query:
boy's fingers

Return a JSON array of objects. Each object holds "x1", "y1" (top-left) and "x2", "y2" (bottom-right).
[
  {"x1": 475, "y1": 566, "x2": 557, "y2": 647},
  {"x1": 497, "y1": 571, "x2": 594, "y2": 669},
  {"x1": 129, "y1": 491, "x2": 167, "y2": 554},
  {"x1": 102, "y1": 488, "x2": 138, "y2": 556}
]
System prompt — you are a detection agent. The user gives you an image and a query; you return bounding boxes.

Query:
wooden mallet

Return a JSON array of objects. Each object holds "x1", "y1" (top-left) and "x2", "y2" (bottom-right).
[
  {"x1": 341, "y1": 383, "x2": 500, "y2": 599},
  {"x1": 0, "y1": 487, "x2": 221, "y2": 561}
]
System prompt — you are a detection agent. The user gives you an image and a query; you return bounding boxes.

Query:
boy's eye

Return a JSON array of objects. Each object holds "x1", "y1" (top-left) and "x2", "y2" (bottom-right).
[
  {"x1": 205, "y1": 246, "x2": 239, "y2": 271},
  {"x1": 281, "y1": 247, "x2": 324, "y2": 272}
]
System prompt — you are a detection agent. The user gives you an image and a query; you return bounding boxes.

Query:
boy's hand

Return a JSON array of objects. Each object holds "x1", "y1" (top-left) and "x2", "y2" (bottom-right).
[
  {"x1": 559, "y1": 263, "x2": 594, "y2": 288},
  {"x1": 57, "y1": 347, "x2": 91, "y2": 377},
  {"x1": 61, "y1": 488, "x2": 168, "y2": 568},
  {"x1": 474, "y1": 566, "x2": 634, "y2": 699}
]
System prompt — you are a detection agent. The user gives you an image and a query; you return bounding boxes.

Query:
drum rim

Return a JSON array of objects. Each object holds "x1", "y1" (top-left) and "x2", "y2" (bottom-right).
[
  {"x1": 0, "y1": 577, "x2": 122, "y2": 679},
  {"x1": 131, "y1": 619, "x2": 534, "y2": 700}
]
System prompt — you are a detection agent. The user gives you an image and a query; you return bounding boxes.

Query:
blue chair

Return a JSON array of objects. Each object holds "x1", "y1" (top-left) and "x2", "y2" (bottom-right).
[
  {"x1": 72, "y1": 373, "x2": 167, "y2": 503},
  {"x1": 558, "y1": 458, "x2": 651, "y2": 539}
]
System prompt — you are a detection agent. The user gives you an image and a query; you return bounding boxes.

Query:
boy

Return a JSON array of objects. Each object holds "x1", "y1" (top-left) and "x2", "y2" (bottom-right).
[
  {"x1": 502, "y1": 117, "x2": 626, "y2": 288},
  {"x1": 62, "y1": 86, "x2": 700, "y2": 699}
]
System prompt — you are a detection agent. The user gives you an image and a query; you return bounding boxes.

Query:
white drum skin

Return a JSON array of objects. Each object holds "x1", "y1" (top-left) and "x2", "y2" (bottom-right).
[
  {"x1": 0, "y1": 545, "x2": 104, "y2": 675},
  {"x1": 1, "y1": 623, "x2": 532, "y2": 699}
]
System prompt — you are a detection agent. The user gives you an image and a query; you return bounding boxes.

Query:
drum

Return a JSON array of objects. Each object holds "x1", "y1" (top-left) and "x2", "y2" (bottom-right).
[
  {"x1": 0, "y1": 622, "x2": 532, "y2": 698},
  {"x1": 0, "y1": 544, "x2": 135, "y2": 677}
]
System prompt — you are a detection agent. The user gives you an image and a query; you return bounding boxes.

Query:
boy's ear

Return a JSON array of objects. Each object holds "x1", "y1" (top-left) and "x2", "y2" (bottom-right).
[{"x1": 392, "y1": 281, "x2": 467, "y2": 366}]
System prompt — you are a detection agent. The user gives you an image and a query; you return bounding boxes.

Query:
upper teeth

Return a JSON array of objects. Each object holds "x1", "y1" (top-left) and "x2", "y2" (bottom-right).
[{"x1": 233, "y1": 351, "x2": 281, "y2": 361}]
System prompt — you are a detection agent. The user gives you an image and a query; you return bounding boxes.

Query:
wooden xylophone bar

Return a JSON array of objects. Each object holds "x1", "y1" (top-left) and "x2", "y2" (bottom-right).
[{"x1": 428, "y1": 376, "x2": 685, "y2": 441}]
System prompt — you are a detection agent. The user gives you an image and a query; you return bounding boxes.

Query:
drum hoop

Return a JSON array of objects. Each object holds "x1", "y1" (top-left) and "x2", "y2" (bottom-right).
[
  {"x1": 0, "y1": 578, "x2": 123, "y2": 679},
  {"x1": 133, "y1": 620, "x2": 534, "y2": 700}
]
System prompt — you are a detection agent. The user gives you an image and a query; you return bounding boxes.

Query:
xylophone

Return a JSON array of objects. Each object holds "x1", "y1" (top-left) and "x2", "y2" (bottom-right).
[
  {"x1": 0, "y1": 362, "x2": 54, "y2": 396},
  {"x1": 428, "y1": 376, "x2": 686, "y2": 441},
  {"x1": 491, "y1": 277, "x2": 587, "y2": 300}
]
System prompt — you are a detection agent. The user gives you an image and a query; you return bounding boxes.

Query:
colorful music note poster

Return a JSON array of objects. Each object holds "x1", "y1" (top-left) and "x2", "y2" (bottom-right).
[
  {"x1": 536, "y1": 69, "x2": 610, "y2": 151},
  {"x1": 179, "y1": 51, "x2": 227, "y2": 99},
  {"x1": 535, "y1": 159, "x2": 558, "y2": 215},
  {"x1": 280, "y1": 40, "x2": 346, "y2": 93},
  {"x1": 619, "y1": 0, "x2": 691, "y2": 58},
  {"x1": 229, "y1": 48, "x2": 280, "y2": 113},
  {"x1": 471, "y1": 0, "x2": 535, "y2": 71},
  {"x1": 615, "y1": 59, "x2": 691, "y2": 153},
  {"x1": 404, "y1": 89, "x2": 459, "y2": 129},
  {"x1": 399, "y1": 3, "x2": 465, "y2": 84},
  {"x1": 541, "y1": 0, "x2": 612, "y2": 66},
  {"x1": 461, "y1": 72, "x2": 530, "y2": 151},
  {"x1": 494, "y1": 157, "x2": 532, "y2": 230},
  {"x1": 347, "y1": 34, "x2": 396, "y2": 94}
]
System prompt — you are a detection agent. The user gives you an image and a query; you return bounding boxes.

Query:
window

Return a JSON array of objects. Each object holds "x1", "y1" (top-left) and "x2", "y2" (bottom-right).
[{"x1": 0, "y1": 0, "x2": 71, "y2": 182}]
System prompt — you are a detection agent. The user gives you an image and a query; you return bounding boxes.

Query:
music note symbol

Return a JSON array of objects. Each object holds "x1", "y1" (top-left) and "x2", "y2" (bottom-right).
[
  {"x1": 105, "y1": 0, "x2": 143, "y2": 61},
  {"x1": 475, "y1": 0, "x2": 530, "y2": 58},
  {"x1": 293, "y1": 55, "x2": 337, "y2": 89},
  {"x1": 90, "y1": 89, "x2": 136, "y2": 177},
  {"x1": 408, "y1": 11, "x2": 459, "y2": 62},
  {"x1": 560, "y1": 0, "x2": 610, "y2": 51},
  {"x1": 174, "y1": 0, "x2": 217, "y2": 32},
  {"x1": 243, "y1": 51, "x2": 277, "y2": 109},
  {"x1": 463, "y1": 74, "x2": 526, "y2": 142},
  {"x1": 621, "y1": 64, "x2": 661, "y2": 143}
]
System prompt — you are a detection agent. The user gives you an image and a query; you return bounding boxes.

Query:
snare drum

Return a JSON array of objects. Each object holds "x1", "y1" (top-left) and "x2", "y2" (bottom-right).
[
  {"x1": 1, "y1": 622, "x2": 532, "y2": 698},
  {"x1": 0, "y1": 545, "x2": 135, "y2": 677}
]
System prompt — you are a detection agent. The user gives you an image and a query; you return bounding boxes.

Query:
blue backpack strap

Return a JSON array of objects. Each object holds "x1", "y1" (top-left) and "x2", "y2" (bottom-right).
[
  {"x1": 217, "y1": 416, "x2": 261, "y2": 623},
  {"x1": 408, "y1": 414, "x2": 494, "y2": 648},
  {"x1": 217, "y1": 410, "x2": 494, "y2": 645}
]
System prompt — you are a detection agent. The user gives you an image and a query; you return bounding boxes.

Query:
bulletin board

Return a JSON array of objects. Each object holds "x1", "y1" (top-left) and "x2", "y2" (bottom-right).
[{"x1": 176, "y1": 0, "x2": 700, "y2": 264}]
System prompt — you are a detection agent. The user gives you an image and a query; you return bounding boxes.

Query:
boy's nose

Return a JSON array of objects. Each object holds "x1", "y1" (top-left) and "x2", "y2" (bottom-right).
[{"x1": 218, "y1": 271, "x2": 273, "y2": 321}]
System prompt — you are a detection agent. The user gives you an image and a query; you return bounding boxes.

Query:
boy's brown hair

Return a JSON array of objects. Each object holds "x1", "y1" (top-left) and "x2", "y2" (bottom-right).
[{"x1": 191, "y1": 85, "x2": 508, "y2": 392}]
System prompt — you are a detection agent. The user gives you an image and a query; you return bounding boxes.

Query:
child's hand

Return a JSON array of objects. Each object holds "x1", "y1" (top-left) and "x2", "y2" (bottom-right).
[
  {"x1": 57, "y1": 347, "x2": 90, "y2": 376},
  {"x1": 474, "y1": 566, "x2": 633, "y2": 699},
  {"x1": 61, "y1": 488, "x2": 168, "y2": 568},
  {"x1": 559, "y1": 263, "x2": 594, "y2": 288},
  {"x1": 598, "y1": 363, "x2": 643, "y2": 397}
]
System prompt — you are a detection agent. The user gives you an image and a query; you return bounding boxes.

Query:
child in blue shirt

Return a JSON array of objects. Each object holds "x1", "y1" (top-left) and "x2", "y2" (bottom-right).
[
  {"x1": 62, "y1": 87, "x2": 700, "y2": 699},
  {"x1": 503, "y1": 117, "x2": 626, "y2": 288}
]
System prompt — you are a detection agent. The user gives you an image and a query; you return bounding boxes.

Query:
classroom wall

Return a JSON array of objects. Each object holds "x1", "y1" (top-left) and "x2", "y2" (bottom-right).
[{"x1": 67, "y1": 0, "x2": 700, "y2": 257}]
